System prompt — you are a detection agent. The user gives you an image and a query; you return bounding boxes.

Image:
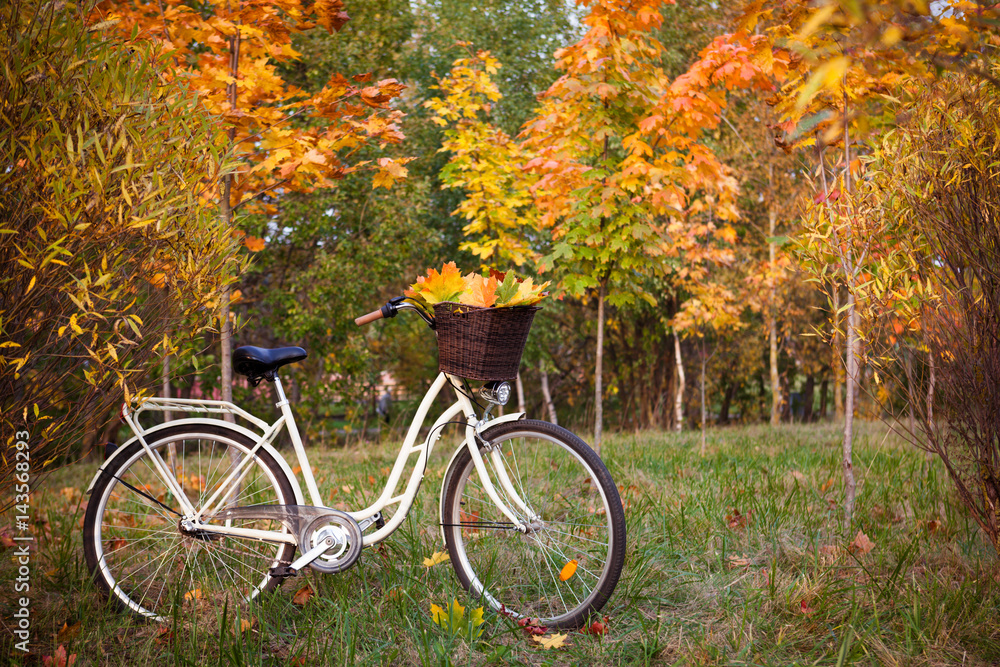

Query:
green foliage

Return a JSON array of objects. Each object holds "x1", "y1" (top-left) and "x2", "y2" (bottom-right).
[{"x1": 0, "y1": 1, "x2": 242, "y2": 473}]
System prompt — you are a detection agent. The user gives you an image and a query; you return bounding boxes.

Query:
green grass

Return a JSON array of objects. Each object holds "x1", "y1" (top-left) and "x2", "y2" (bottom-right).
[{"x1": 2, "y1": 422, "x2": 999, "y2": 665}]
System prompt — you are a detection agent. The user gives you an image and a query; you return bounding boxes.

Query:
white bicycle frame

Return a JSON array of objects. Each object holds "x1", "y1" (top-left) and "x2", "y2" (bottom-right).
[{"x1": 90, "y1": 372, "x2": 534, "y2": 550}]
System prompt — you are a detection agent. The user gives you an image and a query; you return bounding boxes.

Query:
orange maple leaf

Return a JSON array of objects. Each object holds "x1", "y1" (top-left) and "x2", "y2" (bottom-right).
[{"x1": 459, "y1": 272, "x2": 498, "y2": 308}]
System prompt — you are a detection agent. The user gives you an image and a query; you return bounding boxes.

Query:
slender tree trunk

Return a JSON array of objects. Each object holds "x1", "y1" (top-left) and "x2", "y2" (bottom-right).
[
  {"x1": 833, "y1": 291, "x2": 844, "y2": 421},
  {"x1": 222, "y1": 32, "x2": 241, "y2": 503},
  {"x1": 904, "y1": 348, "x2": 916, "y2": 434},
  {"x1": 843, "y1": 298, "x2": 859, "y2": 525},
  {"x1": 673, "y1": 330, "x2": 685, "y2": 432},
  {"x1": 163, "y1": 344, "x2": 177, "y2": 473},
  {"x1": 700, "y1": 337, "x2": 707, "y2": 456},
  {"x1": 515, "y1": 373, "x2": 525, "y2": 414},
  {"x1": 927, "y1": 345, "x2": 935, "y2": 434},
  {"x1": 594, "y1": 281, "x2": 606, "y2": 451},
  {"x1": 841, "y1": 98, "x2": 858, "y2": 528},
  {"x1": 539, "y1": 364, "x2": 557, "y2": 426},
  {"x1": 220, "y1": 31, "x2": 240, "y2": 424},
  {"x1": 768, "y1": 166, "x2": 781, "y2": 426}
]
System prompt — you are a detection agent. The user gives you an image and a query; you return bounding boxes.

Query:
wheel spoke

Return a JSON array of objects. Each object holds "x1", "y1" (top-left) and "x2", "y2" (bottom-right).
[
  {"x1": 442, "y1": 421, "x2": 625, "y2": 628},
  {"x1": 85, "y1": 427, "x2": 295, "y2": 621}
]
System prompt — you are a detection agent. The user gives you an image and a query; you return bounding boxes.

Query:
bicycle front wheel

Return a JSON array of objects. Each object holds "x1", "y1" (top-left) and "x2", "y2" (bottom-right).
[
  {"x1": 441, "y1": 420, "x2": 626, "y2": 629},
  {"x1": 83, "y1": 424, "x2": 296, "y2": 621}
]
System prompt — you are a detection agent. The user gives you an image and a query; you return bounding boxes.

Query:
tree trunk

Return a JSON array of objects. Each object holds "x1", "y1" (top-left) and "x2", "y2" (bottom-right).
[
  {"x1": 163, "y1": 346, "x2": 177, "y2": 473},
  {"x1": 904, "y1": 348, "x2": 916, "y2": 434},
  {"x1": 833, "y1": 288, "x2": 844, "y2": 420},
  {"x1": 700, "y1": 337, "x2": 707, "y2": 455},
  {"x1": 515, "y1": 373, "x2": 525, "y2": 414},
  {"x1": 540, "y1": 364, "x2": 557, "y2": 426},
  {"x1": 819, "y1": 377, "x2": 829, "y2": 420},
  {"x1": 718, "y1": 380, "x2": 735, "y2": 425},
  {"x1": 220, "y1": 31, "x2": 240, "y2": 425},
  {"x1": 843, "y1": 298, "x2": 859, "y2": 526},
  {"x1": 594, "y1": 282, "x2": 606, "y2": 451},
  {"x1": 673, "y1": 330, "x2": 685, "y2": 432},
  {"x1": 927, "y1": 344, "x2": 935, "y2": 434},
  {"x1": 768, "y1": 165, "x2": 781, "y2": 427},
  {"x1": 223, "y1": 32, "x2": 241, "y2": 502},
  {"x1": 801, "y1": 374, "x2": 815, "y2": 423}
]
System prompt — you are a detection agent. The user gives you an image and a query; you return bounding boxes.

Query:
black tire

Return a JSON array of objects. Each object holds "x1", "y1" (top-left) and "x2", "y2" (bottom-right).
[
  {"x1": 441, "y1": 420, "x2": 626, "y2": 628},
  {"x1": 83, "y1": 424, "x2": 296, "y2": 621}
]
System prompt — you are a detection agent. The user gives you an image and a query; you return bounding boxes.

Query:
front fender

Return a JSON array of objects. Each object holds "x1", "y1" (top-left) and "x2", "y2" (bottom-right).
[
  {"x1": 437, "y1": 412, "x2": 525, "y2": 544},
  {"x1": 86, "y1": 418, "x2": 305, "y2": 505}
]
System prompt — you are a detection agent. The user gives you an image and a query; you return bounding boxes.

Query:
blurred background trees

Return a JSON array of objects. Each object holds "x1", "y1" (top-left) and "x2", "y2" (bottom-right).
[{"x1": 6, "y1": 0, "x2": 1000, "y2": 541}]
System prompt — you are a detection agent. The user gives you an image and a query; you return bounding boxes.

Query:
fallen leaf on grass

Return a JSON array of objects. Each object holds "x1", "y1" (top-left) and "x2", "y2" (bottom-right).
[
  {"x1": 0, "y1": 531, "x2": 15, "y2": 548},
  {"x1": 292, "y1": 585, "x2": 313, "y2": 606},
  {"x1": 799, "y1": 599, "x2": 816, "y2": 616},
  {"x1": 41, "y1": 645, "x2": 76, "y2": 667},
  {"x1": 849, "y1": 530, "x2": 875, "y2": 555},
  {"x1": 726, "y1": 556, "x2": 752, "y2": 569},
  {"x1": 820, "y1": 478, "x2": 834, "y2": 493},
  {"x1": 922, "y1": 519, "x2": 941, "y2": 534},
  {"x1": 430, "y1": 599, "x2": 485, "y2": 638},
  {"x1": 580, "y1": 618, "x2": 609, "y2": 635},
  {"x1": 518, "y1": 617, "x2": 548, "y2": 635},
  {"x1": 422, "y1": 551, "x2": 449, "y2": 567},
  {"x1": 56, "y1": 620, "x2": 81, "y2": 642},
  {"x1": 239, "y1": 618, "x2": 257, "y2": 632},
  {"x1": 154, "y1": 627, "x2": 173, "y2": 644},
  {"x1": 533, "y1": 633, "x2": 568, "y2": 649},
  {"x1": 788, "y1": 470, "x2": 805, "y2": 482},
  {"x1": 183, "y1": 588, "x2": 202, "y2": 601},
  {"x1": 726, "y1": 508, "x2": 751, "y2": 530}
]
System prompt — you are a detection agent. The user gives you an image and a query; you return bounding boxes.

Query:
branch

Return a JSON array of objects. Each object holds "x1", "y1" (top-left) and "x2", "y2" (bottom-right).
[{"x1": 232, "y1": 179, "x2": 290, "y2": 212}]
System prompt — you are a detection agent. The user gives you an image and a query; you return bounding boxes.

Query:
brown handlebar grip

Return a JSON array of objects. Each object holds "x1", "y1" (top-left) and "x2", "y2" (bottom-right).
[{"x1": 355, "y1": 308, "x2": 384, "y2": 326}]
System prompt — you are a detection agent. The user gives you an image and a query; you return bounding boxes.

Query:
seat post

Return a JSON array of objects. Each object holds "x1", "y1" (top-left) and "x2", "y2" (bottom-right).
[{"x1": 272, "y1": 375, "x2": 289, "y2": 407}]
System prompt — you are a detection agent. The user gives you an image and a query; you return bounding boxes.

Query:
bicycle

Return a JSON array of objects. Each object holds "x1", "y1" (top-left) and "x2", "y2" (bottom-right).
[{"x1": 83, "y1": 297, "x2": 626, "y2": 628}]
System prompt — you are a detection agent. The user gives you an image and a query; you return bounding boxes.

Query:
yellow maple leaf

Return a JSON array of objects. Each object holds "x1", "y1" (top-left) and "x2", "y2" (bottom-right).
[
  {"x1": 423, "y1": 550, "x2": 450, "y2": 567},
  {"x1": 408, "y1": 262, "x2": 466, "y2": 306},
  {"x1": 533, "y1": 633, "x2": 569, "y2": 649}
]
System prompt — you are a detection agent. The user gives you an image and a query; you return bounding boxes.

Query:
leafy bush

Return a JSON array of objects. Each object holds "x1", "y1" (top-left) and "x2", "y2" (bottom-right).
[
  {"x1": 852, "y1": 68, "x2": 1000, "y2": 553},
  {"x1": 0, "y1": 1, "x2": 242, "y2": 479}
]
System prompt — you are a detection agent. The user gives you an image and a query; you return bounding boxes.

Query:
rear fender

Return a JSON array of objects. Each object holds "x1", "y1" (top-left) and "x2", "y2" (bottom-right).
[{"x1": 86, "y1": 418, "x2": 305, "y2": 505}]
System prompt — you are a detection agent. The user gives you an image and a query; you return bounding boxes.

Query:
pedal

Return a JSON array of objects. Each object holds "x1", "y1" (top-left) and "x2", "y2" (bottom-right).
[{"x1": 269, "y1": 565, "x2": 298, "y2": 579}]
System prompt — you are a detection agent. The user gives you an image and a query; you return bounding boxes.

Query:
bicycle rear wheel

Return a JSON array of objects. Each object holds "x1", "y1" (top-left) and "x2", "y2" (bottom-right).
[
  {"x1": 83, "y1": 424, "x2": 296, "y2": 621},
  {"x1": 441, "y1": 420, "x2": 626, "y2": 629}
]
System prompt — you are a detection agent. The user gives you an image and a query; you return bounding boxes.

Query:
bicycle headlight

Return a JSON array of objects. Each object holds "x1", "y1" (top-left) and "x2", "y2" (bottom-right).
[{"x1": 481, "y1": 381, "x2": 512, "y2": 406}]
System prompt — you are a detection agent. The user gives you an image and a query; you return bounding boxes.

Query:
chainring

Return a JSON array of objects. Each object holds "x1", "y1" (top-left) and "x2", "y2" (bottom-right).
[{"x1": 298, "y1": 511, "x2": 363, "y2": 574}]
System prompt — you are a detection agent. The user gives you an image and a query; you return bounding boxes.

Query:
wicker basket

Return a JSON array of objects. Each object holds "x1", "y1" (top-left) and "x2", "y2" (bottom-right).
[{"x1": 433, "y1": 302, "x2": 540, "y2": 381}]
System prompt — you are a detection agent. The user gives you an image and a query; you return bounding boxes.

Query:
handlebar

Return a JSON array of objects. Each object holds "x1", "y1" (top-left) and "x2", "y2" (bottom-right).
[
  {"x1": 355, "y1": 296, "x2": 435, "y2": 329},
  {"x1": 354, "y1": 309, "x2": 385, "y2": 326}
]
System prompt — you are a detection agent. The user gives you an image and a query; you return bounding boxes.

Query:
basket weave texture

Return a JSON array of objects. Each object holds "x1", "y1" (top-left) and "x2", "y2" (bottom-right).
[{"x1": 433, "y1": 302, "x2": 539, "y2": 381}]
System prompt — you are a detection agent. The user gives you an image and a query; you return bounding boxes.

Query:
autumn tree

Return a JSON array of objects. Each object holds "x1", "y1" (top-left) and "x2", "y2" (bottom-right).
[{"x1": 94, "y1": 0, "x2": 409, "y2": 410}]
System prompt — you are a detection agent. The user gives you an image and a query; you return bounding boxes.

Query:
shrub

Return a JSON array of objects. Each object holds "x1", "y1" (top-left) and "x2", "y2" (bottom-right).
[{"x1": 0, "y1": 1, "x2": 242, "y2": 481}]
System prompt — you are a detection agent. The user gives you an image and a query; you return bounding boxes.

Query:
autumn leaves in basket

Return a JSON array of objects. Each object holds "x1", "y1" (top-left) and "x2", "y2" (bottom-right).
[{"x1": 404, "y1": 262, "x2": 549, "y2": 315}]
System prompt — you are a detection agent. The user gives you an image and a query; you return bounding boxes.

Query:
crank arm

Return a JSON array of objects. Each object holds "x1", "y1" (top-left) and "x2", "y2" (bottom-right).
[{"x1": 286, "y1": 535, "x2": 337, "y2": 572}]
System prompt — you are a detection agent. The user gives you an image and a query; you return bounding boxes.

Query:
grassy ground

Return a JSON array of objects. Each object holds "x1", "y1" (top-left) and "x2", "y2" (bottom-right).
[{"x1": 1, "y1": 421, "x2": 998, "y2": 665}]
